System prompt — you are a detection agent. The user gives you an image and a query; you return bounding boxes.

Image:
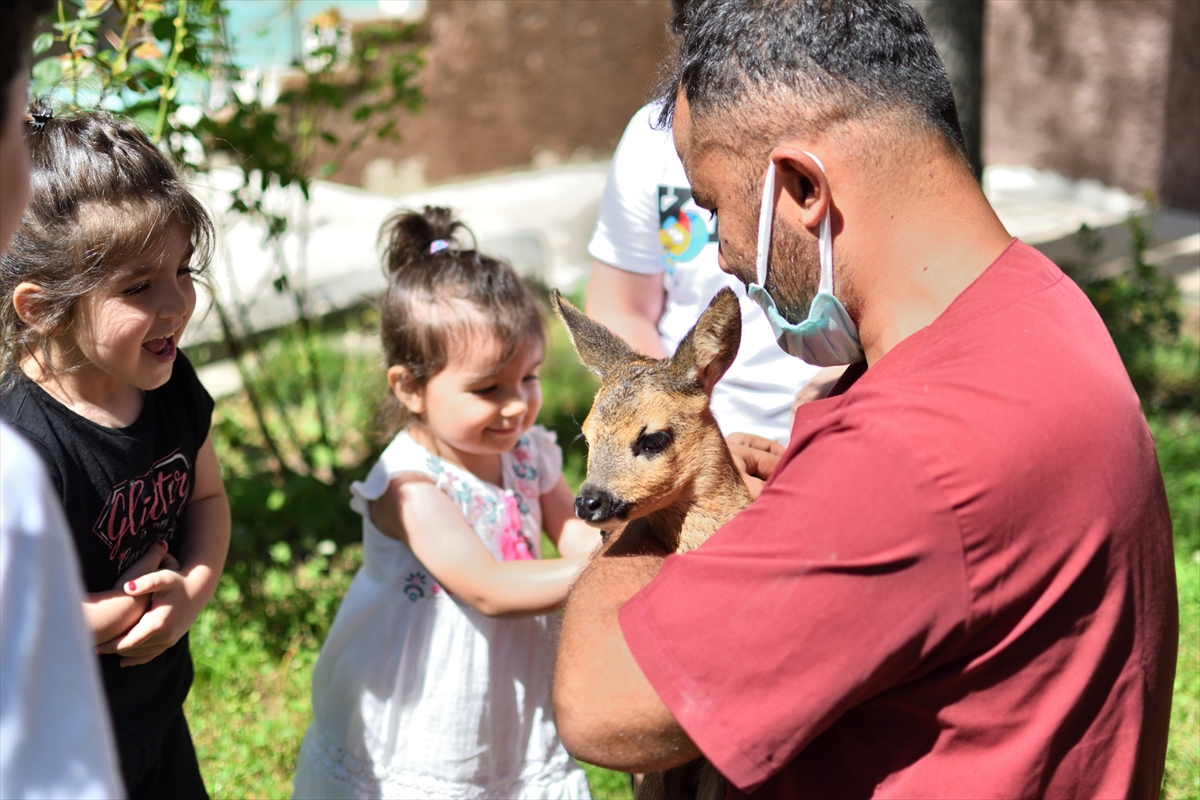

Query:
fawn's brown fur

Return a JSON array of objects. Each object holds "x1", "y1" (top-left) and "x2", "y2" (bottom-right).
[{"x1": 551, "y1": 287, "x2": 752, "y2": 800}]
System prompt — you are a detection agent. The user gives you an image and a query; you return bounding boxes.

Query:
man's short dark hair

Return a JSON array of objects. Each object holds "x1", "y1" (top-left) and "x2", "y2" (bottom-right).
[
  {"x1": 659, "y1": 0, "x2": 966, "y2": 161},
  {"x1": 0, "y1": 0, "x2": 54, "y2": 128}
]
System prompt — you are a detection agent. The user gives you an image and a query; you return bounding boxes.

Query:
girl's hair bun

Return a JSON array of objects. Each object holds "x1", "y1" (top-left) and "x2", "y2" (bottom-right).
[{"x1": 379, "y1": 206, "x2": 466, "y2": 275}]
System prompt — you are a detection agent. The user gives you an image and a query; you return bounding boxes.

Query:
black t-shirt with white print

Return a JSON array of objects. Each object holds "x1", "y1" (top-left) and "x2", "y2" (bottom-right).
[{"x1": 0, "y1": 352, "x2": 214, "y2": 749}]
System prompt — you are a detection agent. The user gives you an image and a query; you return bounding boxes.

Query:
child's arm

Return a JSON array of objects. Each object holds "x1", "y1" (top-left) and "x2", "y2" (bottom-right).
[
  {"x1": 371, "y1": 475, "x2": 588, "y2": 617},
  {"x1": 96, "y1": 435, "x2": 230, "y2": 667},
  {"x1": 540, "y1": 475, "x2": 603, "y2": 558},
  {"x1": 82, "y1": 540, "x2": 172, "y2": 644}
]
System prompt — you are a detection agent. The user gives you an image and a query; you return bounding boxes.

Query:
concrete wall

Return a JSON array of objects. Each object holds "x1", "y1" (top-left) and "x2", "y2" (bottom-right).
[
  {"x1": 983, "y1": 0, "x2": 1199, "y2": 210},
  {"x1": 322, "y1": 0, "x2": 1197, "y2": 213},
  {"x1": 326, "y1": 0, "x2": 674, "y2": 192}
]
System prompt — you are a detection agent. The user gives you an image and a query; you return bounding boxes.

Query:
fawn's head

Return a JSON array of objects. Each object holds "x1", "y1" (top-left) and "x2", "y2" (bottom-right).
[{"x1": 551, "y1": 288, "x2": 742, "y2": 529}]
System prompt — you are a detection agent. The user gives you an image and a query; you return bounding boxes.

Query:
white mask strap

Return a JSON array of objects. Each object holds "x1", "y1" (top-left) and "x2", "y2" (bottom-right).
[
  {"x1": 802, "y1": 151, "x2": 834, "y2": 296},
  {"x1": 755, "y1": 161, "x2": 776, "y2": 287}
]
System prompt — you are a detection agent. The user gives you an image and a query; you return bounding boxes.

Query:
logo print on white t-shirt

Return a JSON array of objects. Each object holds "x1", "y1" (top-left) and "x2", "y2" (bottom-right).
[{"x1": 658, "y1": 186, "x2": 717, "y2": 271}]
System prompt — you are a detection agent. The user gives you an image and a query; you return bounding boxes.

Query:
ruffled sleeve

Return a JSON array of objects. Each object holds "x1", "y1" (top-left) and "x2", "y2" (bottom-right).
[
  {"x1": 349, "y1": 433, "x2": 443, "y2": 520},
  {"x1": 349, "y1": 458, "x2": 391, "y2": 520},
  {"x1": 524, "y1": 425, "x2": 563, "y2": 495}
]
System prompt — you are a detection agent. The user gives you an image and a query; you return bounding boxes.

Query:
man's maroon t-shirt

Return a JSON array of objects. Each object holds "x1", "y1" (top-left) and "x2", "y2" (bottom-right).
[{"x1": 620, "y1": 241, "x2": 1177, "y2": 798}]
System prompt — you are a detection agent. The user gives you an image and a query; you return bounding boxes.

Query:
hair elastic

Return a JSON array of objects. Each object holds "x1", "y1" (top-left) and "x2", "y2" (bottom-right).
[
  {"x1": 28, "y1": 108, "x2": 53, "y2": 132},
  {"x1": 429, "y1": 239, "x2": 450, "y2": 254}
]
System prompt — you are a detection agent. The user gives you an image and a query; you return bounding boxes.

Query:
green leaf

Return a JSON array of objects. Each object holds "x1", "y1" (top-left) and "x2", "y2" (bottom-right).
[
  {"x1": 266, "y1": 488, "x2": 286, "y2": 511},
  {"x1": 269, "y1": 540, "x2": 292, "y2": 564},
  {"x1": 131, "y1": 107, "x2": 159, "y2": 135},
  {"x1": 151, "y1": 16, "x2": 176, "y2": 41},
  {"x1": 31, "y1": 57, "x2": 63, "y2": 90},
  {"x1": 310, "y1": 444, "x2": 335, "y2": 471},
  {"x1": 32, "y1": 33, "x2": 54, "y2": 55}
]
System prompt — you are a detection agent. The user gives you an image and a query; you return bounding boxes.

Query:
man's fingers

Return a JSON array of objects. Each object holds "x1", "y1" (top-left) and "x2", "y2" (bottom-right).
[
  {"x1": 728, "y1": 445, "x2": 771, "y2": 499},
  {"x1": 730, "y1": 442, "x2": 782, "y2": 481},
  {"x1": 726, "y1": 432, "x2": 786, "y2": 456},
  {"x1": 732, "y1": 458, "x2": 767, "y2": 499}
]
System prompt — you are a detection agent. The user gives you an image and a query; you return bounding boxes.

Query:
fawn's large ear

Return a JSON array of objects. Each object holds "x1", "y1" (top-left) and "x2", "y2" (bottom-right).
[
  {"x1": 550, "y1": 289, "x2": 636, "y2": 380},
  {"x1": 669, "y1": 287, "x2": 741, "y2": 394}
]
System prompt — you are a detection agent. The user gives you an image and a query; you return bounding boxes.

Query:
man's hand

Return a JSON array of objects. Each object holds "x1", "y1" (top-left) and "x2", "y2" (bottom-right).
[{"x1": 727, "y1": 432, "x2": 786, "y2": 498}]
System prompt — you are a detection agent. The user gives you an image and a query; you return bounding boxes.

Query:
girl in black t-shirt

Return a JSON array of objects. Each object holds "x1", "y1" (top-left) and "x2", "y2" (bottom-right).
[{"x1": 0, "y1": 104, "x2": 229, "y2": 800}]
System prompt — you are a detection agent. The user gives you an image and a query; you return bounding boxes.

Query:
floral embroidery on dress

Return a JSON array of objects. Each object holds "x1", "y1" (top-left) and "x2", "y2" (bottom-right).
[
  {"x1": 402, "y1": 570, "x2": 441, "y2": 601},
  {"x1": 511, "y1": 436, "x2": 539, "y2": 486},
  {"x1": 404, "y1": 432, "x2": 549, "y2": 561}
]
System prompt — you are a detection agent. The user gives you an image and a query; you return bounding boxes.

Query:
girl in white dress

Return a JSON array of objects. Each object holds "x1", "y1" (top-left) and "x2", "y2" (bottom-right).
[{"x1": 292, "y1": 207, "x2": 600, "y2": 799}]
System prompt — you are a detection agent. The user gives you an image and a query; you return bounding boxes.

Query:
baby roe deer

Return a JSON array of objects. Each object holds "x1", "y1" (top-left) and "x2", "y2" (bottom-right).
[{"x1": 551, "y1": 287, "x2": 751, "y2": 800}]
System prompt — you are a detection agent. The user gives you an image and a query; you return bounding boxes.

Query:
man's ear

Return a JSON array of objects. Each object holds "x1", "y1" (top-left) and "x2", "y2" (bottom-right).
[
  {"x1": 387, "y1": 365, "x2": 424, "y2": 415},
  {"x1": 770, "y1": 147, "x2": 830, "y2": 235},
  {"x1": 12, "y1": 282, "x2": 57, "y2": 335}
]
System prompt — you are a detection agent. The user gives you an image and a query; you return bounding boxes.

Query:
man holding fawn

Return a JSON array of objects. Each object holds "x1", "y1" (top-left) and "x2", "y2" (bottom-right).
[{"x1": 553, "y1": 1, "x2": 1177, "y2": 797}]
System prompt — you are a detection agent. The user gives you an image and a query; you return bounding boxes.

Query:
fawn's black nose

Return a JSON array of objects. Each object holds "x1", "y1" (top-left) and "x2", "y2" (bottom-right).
[{"x1": 574, "y1": 485, "x2": 629, "y2": 523}]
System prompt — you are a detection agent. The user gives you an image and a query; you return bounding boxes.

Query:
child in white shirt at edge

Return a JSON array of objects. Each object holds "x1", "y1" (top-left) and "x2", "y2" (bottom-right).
[{"x1": 292, "y1": 206, "x2": 599, "y2": 799}]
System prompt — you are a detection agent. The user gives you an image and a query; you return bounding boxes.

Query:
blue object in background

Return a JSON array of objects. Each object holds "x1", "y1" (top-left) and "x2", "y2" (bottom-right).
[{"x1": 224, "y1": 1, "x2": 425, "y2": 68}]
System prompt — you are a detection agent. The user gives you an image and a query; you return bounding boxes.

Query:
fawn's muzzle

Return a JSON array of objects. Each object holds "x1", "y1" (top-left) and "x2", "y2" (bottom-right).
[{"x1": 574, "y1": 485, "x2": 630, "y2": 523}]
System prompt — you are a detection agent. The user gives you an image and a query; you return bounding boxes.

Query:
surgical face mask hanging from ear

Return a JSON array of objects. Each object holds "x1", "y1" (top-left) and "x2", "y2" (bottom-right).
[{"x1": 745, "y1": 152, "x2": 864, "y2": 366}]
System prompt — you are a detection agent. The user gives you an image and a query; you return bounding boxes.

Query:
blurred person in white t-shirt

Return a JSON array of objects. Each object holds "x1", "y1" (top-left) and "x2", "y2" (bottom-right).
[{"x1": 585, "y1": 1, "x2": 844, "y2": 491}]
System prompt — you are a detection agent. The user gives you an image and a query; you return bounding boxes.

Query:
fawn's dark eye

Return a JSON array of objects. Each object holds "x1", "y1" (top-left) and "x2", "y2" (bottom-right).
[{"x1": 632, "y1": 429, "x2": 672, "y2": 459}]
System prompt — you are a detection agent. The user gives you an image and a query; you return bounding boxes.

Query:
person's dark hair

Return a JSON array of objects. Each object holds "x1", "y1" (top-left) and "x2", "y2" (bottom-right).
[
  {"x1": 658, "y1": 0, "x2": 966, "y2": 161},
  {"x1": 669, "y1": 0, "x2": 691, "y2": 35},
  {"x1": 0, "y1": 0, "x2": 54, "y2": 129},
  {"x1": 0, "y1": 102, "x2": 216, "y2": 378},
  {"x1": 378, "y1": 206, "x2": 544, "y2": 433}
]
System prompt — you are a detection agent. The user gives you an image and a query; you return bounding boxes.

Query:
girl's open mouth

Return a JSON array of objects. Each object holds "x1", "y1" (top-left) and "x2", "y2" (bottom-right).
[{"x1": 143, "y1": 334, "x2": 177, "y2": 362}]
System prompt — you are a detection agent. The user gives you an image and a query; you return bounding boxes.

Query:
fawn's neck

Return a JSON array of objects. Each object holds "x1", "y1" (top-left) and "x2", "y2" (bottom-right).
[{"x1": 645, "y1": 441, "x2": 753, "y2": 553}]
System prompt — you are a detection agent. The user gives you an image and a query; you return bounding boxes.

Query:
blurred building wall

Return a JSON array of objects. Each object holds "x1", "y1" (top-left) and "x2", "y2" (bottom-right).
[
  {"x1": 983, "y1": 0, "x2": 1199, "y2": 211},
  {"x1": 330, "y1": 0, "x2": 1197, "y2": 213},
  {"x1": 330, "y1": 0, "x2": 674, "y2": 192}
]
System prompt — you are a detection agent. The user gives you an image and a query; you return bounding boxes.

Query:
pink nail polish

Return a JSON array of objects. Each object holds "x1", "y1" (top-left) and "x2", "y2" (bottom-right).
[
  {"x1": 157, "y1": 540, "x2": 167, "y2": 550},
  {"x1": 126, "y1": 580, "x2": 136, "y2": 592}
]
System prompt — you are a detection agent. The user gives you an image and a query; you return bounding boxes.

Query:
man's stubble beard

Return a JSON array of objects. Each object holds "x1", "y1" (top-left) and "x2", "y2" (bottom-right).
[
  {"x1": 766, "y1": 216, "x2": 822, "y2": 324},
  {"x1": 722, "y1": 213, "x2": 822, "y2": 325}
]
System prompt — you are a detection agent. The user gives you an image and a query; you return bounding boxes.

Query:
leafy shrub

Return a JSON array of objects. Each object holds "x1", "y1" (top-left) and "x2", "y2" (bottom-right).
[{"x1": 1061, "y1": 213, "x2": 1197, "y2": 412}]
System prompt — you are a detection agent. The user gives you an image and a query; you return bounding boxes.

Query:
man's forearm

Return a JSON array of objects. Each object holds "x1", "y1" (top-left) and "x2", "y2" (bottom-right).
[{"x1": 553, "y1": 521, "x2": 701, "y2": 771}]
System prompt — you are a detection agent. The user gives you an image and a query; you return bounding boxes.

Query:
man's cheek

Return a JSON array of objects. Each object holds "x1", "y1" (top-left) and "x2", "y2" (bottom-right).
[{"x1": 717, "y1": 240, "x2": 754, "y2": 286}]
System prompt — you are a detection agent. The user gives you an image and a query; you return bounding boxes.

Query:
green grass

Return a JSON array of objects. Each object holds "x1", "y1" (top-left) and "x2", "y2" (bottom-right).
[{"x1": 1165, "y1": 550, "x2": 1199, "y2": 799}]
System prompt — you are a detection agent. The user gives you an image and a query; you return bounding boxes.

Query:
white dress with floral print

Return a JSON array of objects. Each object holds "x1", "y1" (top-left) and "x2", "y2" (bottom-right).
[{"x1": 292, "y1": 426, "x2": 591, "y2": 799}]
